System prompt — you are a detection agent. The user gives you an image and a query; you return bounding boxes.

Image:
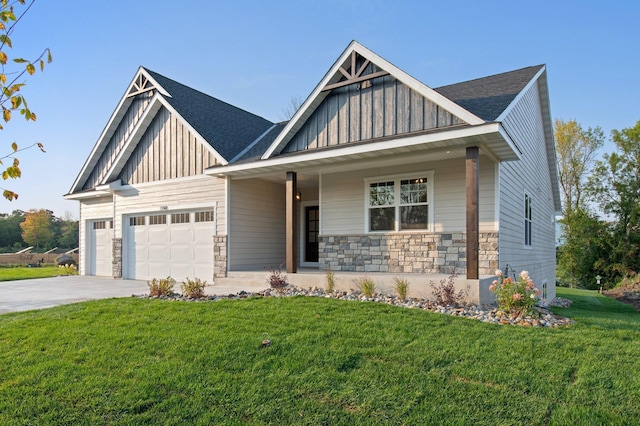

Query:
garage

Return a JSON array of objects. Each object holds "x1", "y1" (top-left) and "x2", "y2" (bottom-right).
[
  {"x1": 124, "y1": 210, "x2": 215, "y2": 282},
  {"x1": 88, "y1": 219, "x2": 113, "y2": 276}
]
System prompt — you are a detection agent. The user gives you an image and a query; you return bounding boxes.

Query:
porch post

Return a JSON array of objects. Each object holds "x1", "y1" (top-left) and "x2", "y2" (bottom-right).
[
  {"x1": 466, "y1": 147, "x2": 479, "y2": 280},
  {"x1": 286, "y1": 171, "x2": 298, "y2": 273}
]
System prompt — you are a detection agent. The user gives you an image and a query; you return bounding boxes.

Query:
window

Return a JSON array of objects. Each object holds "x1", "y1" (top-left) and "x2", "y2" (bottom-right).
[
  {"x1": 524, "y1": 193, "x2": 532, "y2": 246},
  {"x1": 366, "y1": 173, "x2": 432, "y2": 232},
  {"x1": 93, "y1": 221, "x2": 106, "y2": 230},
  {"x1": 130, "y1": 216, "x2": 145, "y2": 226},
  {"x1": 195, "y1": 210, "x2": 215, "y2": 223},
  {"x1": 171, "y1": 212, "x2": 190, "y2": 224},
  {"x1": 149, "y1": 214, "x2": 167, "y2": 225}
]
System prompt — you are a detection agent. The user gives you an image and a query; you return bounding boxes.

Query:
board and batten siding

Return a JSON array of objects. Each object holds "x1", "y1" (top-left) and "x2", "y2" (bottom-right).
[
  {"x1": 321, "y1": 157, "x2": 497, "y2": 235},
  {"x1": 120, "y1": 107, "x2": 219, "y2": 184},
  {"x1": 498, "y1": 80, "x2": 556, "y2": 300},
  {"x1": 83, "y1": 92, "x2": 154, "y2": 190},
  {"x1": 79, "y1": 196, "x2": 114, "y2": 276},
  {"x1": 228, "y1": 178, "x2": 286, "y2": 270},
  {"x1": 283, "y1": 75, "x2": 465, "y2": 154}
]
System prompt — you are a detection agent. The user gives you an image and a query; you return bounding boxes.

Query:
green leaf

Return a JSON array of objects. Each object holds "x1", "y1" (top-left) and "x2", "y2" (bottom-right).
[
  {"x1": 13, "y1": 58, "x2": 27, "y2": 63},
  {"x1": 3, "y1": 189, "x2": 18, "y2": 201},
  {"x1": 26, "y1": 63, "x2": 35, "y2": 75},
  {"x1": 3, "y1": 106, "x2": 10, "y2": 122},
  {"x1": 11, "y1": 141, "x2": 17, "y2": 151}
]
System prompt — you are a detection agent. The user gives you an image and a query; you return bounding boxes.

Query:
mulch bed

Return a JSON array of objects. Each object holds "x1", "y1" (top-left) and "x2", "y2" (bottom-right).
[{"x1": 603, "y1": 282, "x2": 640, "y2": 313}]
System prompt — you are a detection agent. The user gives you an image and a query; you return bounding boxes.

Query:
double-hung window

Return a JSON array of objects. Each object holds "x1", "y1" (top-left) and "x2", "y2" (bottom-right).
[{"x1": 366, "y1": 172, "x2": 433, "y2": 232}]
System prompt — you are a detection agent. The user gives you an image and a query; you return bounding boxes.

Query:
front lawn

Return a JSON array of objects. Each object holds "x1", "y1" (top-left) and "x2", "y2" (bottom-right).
[
  {"x1": 0, "y1": 288, "x2": 638, "y2": 424},
  {"x1": 0, "y1": 266, "x2": 62, "y2": 281}
]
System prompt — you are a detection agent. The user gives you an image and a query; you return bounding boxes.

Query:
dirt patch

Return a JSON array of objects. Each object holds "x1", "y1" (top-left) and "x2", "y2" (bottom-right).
[{"x1": 603, "y1": 282, "x2": 640, "y2": 313}]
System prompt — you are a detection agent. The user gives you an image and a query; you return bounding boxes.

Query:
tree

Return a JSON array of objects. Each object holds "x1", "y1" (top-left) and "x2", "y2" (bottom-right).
[
  {"x1": 587, "y1": 119, "x2": 640, "y2": 280},
  {"x1": 554, "y1": 119, "x2": 604, "y2": 214},
  {"x1": 19, "y1": 208, "x2": 53, "y2": 249},
  {"x1": 554, "y1": 119, "x2": 604, "y2": 287},
  {"x1": 53, "y1": 211, "x2": 78, "y2": 249},
  {"x1": 0, "y1": 0, "x2": 51, "y2": 201},
  {"x1": 279, "y1": 95, "x2": 304, "y2": 121},
  {"x1": 0, "y1": 208, "x2": 23, "y2": 250}
]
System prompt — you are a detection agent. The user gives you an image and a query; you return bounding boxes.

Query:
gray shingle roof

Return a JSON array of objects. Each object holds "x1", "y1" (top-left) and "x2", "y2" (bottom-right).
[
  {"x1": 434, "y1": 65, "x2": 544, "y2": 122},
  {"x1": 144, "y1": 68, "x2": 274, "y2": 161}
]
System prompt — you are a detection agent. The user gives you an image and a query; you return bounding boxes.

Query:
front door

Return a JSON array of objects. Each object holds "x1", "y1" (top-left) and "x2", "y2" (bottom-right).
[{"x1": 305, "y1": 206, "x2": 319, "y2": 263}]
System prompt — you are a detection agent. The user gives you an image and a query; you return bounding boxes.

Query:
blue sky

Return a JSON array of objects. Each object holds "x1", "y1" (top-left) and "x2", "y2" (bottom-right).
[{"x1": 2, "y1": 0, "x2": 639, "y2": 218}]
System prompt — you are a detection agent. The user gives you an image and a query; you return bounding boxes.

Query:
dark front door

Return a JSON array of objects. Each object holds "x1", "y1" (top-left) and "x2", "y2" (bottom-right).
[{"x1": 305, "y1": 206, "x2": 319, "y2": 263}]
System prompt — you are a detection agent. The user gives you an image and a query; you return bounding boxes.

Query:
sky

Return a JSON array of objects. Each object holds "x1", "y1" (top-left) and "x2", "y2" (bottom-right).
[{"x1": 1, "y1": 0, "x2": 639, "y2": 219}]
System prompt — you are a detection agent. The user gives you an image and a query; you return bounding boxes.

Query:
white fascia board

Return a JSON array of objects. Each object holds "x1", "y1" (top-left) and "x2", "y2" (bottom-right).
[
  {"x1": 216, "y1": 123, "x2": 505, "y2": 176},
  {"x1": 63, "y1": 189, "x2": 112, "y2": 200},
  {"x1": 261, "y1": 41, "x2": 485, "y2": 160},
  {"x1": 497, "y1": 124, "x2": 523, "y2": 160},
  {"x1": 494, "y1": 65, "x2": 546, "y2": 123},
  {"x1": 139, "y1": 67, "x2": 171, "y2": 97}
]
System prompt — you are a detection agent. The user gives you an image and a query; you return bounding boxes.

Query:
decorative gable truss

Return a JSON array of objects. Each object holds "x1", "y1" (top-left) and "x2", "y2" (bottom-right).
[
  {"x1": 264, "y1": 41, "x2": 485, "y2": 158},
  {"x1": 69, "y1": 68, "x2": 226, "y2": 194}
]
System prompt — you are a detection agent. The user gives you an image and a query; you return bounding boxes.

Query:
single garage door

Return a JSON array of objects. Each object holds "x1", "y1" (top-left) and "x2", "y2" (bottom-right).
[
  {"x1": 125, "y1": 210, "x2": 215, "y2": 282},
  {"x1": 88, "y1": 219, "x2": 113, "y2": 276}
]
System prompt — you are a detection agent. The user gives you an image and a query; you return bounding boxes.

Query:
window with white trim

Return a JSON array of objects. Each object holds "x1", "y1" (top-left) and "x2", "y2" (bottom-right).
[
  {"x1": 171, "y1": 212, "x2": 190, "y2": 224},
  {"x1": 195, "y1": 210, "x2": 215, "y2": 223},
  {"x1": 524, "y1": 193, "x2": 532, "y2": 246},
  {"x1": 130, "y1": 216, "x2": 145, "y2": 226},
  {"x1": 366, "y1": 173, "x2": 433, "y2": 232}
]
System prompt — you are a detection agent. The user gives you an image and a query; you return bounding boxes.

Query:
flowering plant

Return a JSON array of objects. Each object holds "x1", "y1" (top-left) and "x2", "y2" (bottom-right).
[
  {"x1": 58, "y1": 263, "x2": 78, "y2": 276},
  {"x1": 489, "y1": 269, "x2": 540, "y2": 317}
]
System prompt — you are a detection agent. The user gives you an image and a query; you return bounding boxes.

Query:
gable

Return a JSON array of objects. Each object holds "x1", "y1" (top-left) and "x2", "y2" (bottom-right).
[
  {"x1": 281, "y1": 73, "x2": 466, "y2": 154},
  {"x1": 262, "y1": 41, "x2": 484, "y2": 159},
  {"x1": 119, "y1": 106, "x2": 220, "y2": 184}
]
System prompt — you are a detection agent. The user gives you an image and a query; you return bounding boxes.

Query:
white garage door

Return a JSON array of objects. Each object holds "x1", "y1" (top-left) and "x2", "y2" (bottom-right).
[
  {"x1": 125, "y1": 210, "x2": 215, "y2": 282},
  {"x1": 88, "y1": 220, "x2": 112, "y2": 276}
]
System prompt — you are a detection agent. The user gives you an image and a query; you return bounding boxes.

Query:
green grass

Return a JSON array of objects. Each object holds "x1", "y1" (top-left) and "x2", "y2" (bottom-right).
[
  {"x1": 0, "y1": 266, "x2": 62, "y2": 281},
  {"x1": 0, "y1": 288, "x2": 638, "y2": 425}
]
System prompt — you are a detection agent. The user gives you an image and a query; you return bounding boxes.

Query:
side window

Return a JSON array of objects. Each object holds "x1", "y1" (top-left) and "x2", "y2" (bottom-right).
[{"x1": 524, "y1": 193, "x2": 532, "y2": 246}]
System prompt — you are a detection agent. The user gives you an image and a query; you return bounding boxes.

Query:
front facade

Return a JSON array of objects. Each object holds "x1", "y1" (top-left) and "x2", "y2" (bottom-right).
[{"x1": 66, "y1": 41, "x2": 560, "y2": 304}]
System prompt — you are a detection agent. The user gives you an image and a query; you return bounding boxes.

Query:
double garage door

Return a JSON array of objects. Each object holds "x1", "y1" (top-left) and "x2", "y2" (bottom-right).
[
  {"x1": 125, "y1": 210, "x2": 215, "y2": 282},
  {"x1": 88, "y1": 210, "x2": 215, "y2": 281}
]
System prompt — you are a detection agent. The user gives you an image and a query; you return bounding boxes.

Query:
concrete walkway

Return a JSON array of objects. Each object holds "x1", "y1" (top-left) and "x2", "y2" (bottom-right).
[{"x1": 0, "y1": 276, "x2": 269, "y2": 315}]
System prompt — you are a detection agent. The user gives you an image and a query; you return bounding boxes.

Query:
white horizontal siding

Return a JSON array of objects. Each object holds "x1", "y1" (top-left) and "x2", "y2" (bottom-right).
[
  {"x1": 321, "y1": 157, "x2": 497, "y2": 235},
  {"x1": 113, "y1": 175, "x2": 226, "y2": 236},
  {"x1": 499, "y1": 80, "x2": 556, "y2": 300},
  {"x1": 79, "y1": 196, "x2": 114, "y2": 275},
  {"x1": 229, "y1": 178, "x2": 286, "y2": 270}
]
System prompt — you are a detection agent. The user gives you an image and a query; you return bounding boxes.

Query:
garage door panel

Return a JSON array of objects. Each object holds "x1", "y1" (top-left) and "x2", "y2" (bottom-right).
[{"x1": 126, "y1": 212, "x2": 215, "y2": 282}]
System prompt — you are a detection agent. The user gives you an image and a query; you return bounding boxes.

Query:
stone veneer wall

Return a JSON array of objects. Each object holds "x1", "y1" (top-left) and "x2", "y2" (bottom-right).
[
  {"x1": 213, "y1": 235, "x2": 227, "y2": 278},
  {"x1": 112, "y1": 238, "x2": 122, "y2": 278},
  {"x1": 319, "y1": 232, "x2": 498, "y2": 275}
]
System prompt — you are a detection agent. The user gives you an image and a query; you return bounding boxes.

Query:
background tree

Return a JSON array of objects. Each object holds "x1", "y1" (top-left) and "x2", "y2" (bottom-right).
[
  {"x1": 19, "y1": 208, "x2": 53, "y2": 249},
  {"x1": 0, "y1": 208, "x2": 23, "y2": 250},
  {"x1": 0, "y1": 0, "x2": 51, "y2": 201},
  {"x1": 53, "y1": 211, "x2": 78, "y2": 249},
  {"x1": 280, "y1": 95, "x2": 304, "y2": 121},
  {"x1": 554, "y1": 119, "x2": 605, "y2": 288},
  {"x1": 587, "y1": 120, "x2": 640, "y2": 282},
  {"x1": 554, "y1": 119, "x2": 604, "y2": 213}
]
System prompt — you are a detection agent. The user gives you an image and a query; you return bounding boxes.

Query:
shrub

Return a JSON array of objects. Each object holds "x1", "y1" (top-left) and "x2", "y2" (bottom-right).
[
  {"x1": 490, "y1": 269, "x2": 540, "y2": 317},
  {"x1": 325, "y1": 271, "x2": 336, "y2": 293},
  {"x1": 181, "y1": 277, "x2": 206, "y2": 299},
  {"x1": 266, "y1": 263, "x2": 288, "y2": 292},
  {"x1": 58, "y1": 263, "x2": 78, "y2": 276},
  {"x1": 355, "y1": 276, "x2": 376, "y2": 297},
  {"x1": 148, "y1": 276, "x2": 175, "y2": 297},
  {"x1": 393, "y1": 276, "x2": 410, "y2": 300},
  {"x1": 430, "y1": 272, "x2": 466, "y2": 306}
]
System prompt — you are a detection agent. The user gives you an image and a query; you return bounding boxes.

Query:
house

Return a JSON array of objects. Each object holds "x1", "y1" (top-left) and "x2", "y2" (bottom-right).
[{"x1": 65, "y1": 41, "x2": 560, "y2": 304}]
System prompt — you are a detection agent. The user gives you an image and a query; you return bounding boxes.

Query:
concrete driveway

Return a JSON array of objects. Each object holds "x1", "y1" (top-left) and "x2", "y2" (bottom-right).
[{"x1": 0, "y1": 276, "x2": 270, "y2": 315}]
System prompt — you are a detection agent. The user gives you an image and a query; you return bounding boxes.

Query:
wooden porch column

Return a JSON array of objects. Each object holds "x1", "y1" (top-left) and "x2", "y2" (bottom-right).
[
  {"x1": 466, "y1": 147, "x2": 479, "y2": 280},
  {"x1": 286, "y1": 171, "x2": 298, "y2": 273}
]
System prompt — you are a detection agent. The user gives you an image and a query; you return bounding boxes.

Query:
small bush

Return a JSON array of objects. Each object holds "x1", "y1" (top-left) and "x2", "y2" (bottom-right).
[
  {"x1": 181, "y1": 277, "x2": 206, "y2": 299},
  {"x1": 266, "y1": 263, "x2": 288, "y2": 291},
  {"x1": 325, "y1": 271, "x2": 336, "y2": 293},
  {"x1": 355, "y1": 276, "x2": 376, "y2": 297},
  {"x1": 58, "y1": 264, "x2": 78, "y2": 276},
  {"x1": 430, "y1": 272, "x2": 466, "y2": 306},
  {"x1": 148, "y1": 276, "x2": 175, "y2": 297},
  {"x1": 393, "y1": 277, "x2": 410, "y2": 300},
  {"x1": 490, "y1": 269, "x2": 539, "y2": 317}
]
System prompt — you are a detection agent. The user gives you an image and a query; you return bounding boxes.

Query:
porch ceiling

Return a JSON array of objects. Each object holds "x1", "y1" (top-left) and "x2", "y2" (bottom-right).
[{"x1": 206, "y1": 122, "x2": 517, "y2": 179}]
